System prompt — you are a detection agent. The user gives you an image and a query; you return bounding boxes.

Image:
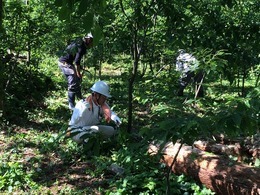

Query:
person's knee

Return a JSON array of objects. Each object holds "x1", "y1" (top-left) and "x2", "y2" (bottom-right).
[
  {"x1": 98, "y1": 125, "x2": 116, "y2": 138},
  {"x1": 68, "y1": 87, "x2": 81, "y2": 94},
  {"x1": 68, "y1": 76, "x2": 81, "y2": 89},
  {"x1": 71, "y1": 126, "x2": 99, "y2": 143}
]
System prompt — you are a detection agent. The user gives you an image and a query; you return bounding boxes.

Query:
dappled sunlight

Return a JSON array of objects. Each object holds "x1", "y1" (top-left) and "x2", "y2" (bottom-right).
[{"x1": 1, "y1": 0, "x2": 259, "y2": 193}]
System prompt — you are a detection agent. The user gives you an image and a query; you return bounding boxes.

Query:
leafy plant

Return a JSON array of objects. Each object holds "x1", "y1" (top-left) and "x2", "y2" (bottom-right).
[{"x1": 0, "y1": 162, "x2": 38, "y2": 192}]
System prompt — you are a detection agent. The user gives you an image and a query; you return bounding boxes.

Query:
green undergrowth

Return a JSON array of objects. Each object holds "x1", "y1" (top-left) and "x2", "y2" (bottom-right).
[{"x1": 0, "y1": 56, "x2": 259, "y2": 194}]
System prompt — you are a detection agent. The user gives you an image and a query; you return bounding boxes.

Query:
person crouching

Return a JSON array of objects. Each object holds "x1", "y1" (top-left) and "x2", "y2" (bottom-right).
[{"x1": 67, "y1": 80, "x2": 122, "y2": 143}]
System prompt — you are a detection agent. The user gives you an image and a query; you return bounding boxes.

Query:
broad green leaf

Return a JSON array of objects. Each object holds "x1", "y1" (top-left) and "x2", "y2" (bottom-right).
[
  {"x1": 78, "y1": 0, "x2": 89, "y2": 15},
  {"x1": 232, "y1": 113, "x2": 241, "y2": 127},
  {"x1": 54, "y1": 0, "x2": 63, "y2": 7},
  {"x1": 255, "y1": 158, "x2": 260, "y2": 167},
  {"x1": 83, "y1": 12, "x2": 94, "y2": 32},
  {"x1": 58, "y1": 6, "x2": 70, "y2": 20}
]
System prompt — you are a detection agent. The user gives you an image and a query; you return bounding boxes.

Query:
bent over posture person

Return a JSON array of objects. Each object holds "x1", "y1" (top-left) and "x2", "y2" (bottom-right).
[
  {"x1": 176, "y1": 49, "x2": 204, "y2": 97},
  {"x1": 58, "y1": 33, "x2": 93, "y2": 110},
  {"x1": 68, "y1": 80, "x2": 122, "y2": 143}
]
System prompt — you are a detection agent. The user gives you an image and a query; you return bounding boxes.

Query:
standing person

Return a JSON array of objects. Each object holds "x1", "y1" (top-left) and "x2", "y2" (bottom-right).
[
  {"x1": 67, "y1": 80, "x2": 122, "y2": 143},
  {"x1": 175, "y1": 49, "x2": 204, "y2": 97},
  {"x1": 58, "y1": 33, "x2": 94, "y2": 110}
]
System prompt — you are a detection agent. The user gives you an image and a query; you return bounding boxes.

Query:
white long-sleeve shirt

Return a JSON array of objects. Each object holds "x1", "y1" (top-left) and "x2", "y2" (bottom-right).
[
  {"x1": 68, "y1": 97, "x2": 122, "y2": 142},
  {"x1": 176, "y1": 52, "x2": 199, "y2": 73},
  {"x1": 69, "y1": 99, "x2": 104, "y2": 127}
]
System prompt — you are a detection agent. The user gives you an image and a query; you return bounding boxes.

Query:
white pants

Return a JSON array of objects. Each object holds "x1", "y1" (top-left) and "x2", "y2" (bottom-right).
[{"x1": 70, "y1": 125, "x2": 116, "y2": 143}]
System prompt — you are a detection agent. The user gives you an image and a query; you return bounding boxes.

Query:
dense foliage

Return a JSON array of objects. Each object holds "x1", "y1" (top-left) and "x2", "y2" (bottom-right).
[{"x1": 0, "y1": 0, "x2": 259, "y2": 194}]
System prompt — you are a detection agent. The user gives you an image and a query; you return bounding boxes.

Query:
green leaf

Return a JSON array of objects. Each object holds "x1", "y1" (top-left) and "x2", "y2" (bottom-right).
[
  {"x1": 92, "y1": 24, "x2": 103, "y2": 44},
  {"x1": 83, "y1": 12, "x2": 94, "y2": 32},
  {"x1": 232, "y1": 113, "x2": 241, "y2": 127},
  {"x1": 58, "y1": 6, "x2": 70, "y2": 20},
  {"x1": 54, "y1": 0, "x2": 63, "y2": 7},
  {"x1": 102, "y1": 0, "x2": 107, "y2": 8},
  {"x1": 78, "y1": 0, "x2": 89, "y2": 15},
  {"x1": 255, "y1": 158, "x2": 260, "y2": 167}
]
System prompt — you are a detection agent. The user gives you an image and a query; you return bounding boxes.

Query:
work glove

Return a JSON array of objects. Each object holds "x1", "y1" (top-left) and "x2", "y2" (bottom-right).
[{"x1": 111, "y1": 112, "x2": 122, "y2": 127}]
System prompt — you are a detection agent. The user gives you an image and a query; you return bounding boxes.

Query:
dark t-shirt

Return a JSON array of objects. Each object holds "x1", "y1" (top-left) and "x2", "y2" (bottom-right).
[{"x1": 59, "y1": 39, "x2": 87, "y2": 66}]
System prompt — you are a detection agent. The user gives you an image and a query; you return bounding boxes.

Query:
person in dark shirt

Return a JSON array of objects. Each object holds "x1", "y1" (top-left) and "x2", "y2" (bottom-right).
[{"x1": 58, "y1": 33, "x2": 93, "y2": 110}]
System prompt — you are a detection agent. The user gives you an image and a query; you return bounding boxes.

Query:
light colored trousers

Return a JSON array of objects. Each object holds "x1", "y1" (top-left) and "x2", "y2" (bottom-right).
[{"x1": 70, "y1": 125, "x2": 116, "y2": 143}]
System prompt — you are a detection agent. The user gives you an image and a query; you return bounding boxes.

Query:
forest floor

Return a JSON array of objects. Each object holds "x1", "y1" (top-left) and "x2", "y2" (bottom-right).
[
  {"x1": 1, "y1": 122, "x2": 259, "y2": 194},
  {"x1": 0, "y1": 125, "x2": 108, "y2": 194}
]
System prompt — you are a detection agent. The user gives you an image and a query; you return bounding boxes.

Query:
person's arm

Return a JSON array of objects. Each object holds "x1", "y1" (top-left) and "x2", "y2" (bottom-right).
[
  {"x1": 75, "y1": 64, "x2": 82, "y2": 78},
  {"x1": 74, "y1": 45, "x2": 86, "y2": 78},
  {"x1": 74, "y1": 51, "x2": 82, "y2": 78}
]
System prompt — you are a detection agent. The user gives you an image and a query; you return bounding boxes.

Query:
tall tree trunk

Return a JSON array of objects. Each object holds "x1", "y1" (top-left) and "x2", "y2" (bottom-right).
[
  {"x1": 0, "y1": 0, "x2": 4, "y2": 120},
  {"x1": 127, "y1": 29, "x2": 139, "y2": 133},
  {"x1": 255, "y1": 73, "x2": 259, "y2": 87},
  {"x1": 242, "y1": 63, "x2": 246, "y2": 97}
]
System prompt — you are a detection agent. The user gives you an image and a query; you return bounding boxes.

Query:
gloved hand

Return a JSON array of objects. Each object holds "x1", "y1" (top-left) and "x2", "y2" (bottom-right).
[{"x1": 111, "y1": 112, "x2": 122, "y2": 127}]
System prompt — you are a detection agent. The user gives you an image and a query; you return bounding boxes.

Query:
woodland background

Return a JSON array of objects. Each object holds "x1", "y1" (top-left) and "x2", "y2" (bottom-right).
[{"x1": 0, "y1": 0, "x2": 259, "y2": 194}]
